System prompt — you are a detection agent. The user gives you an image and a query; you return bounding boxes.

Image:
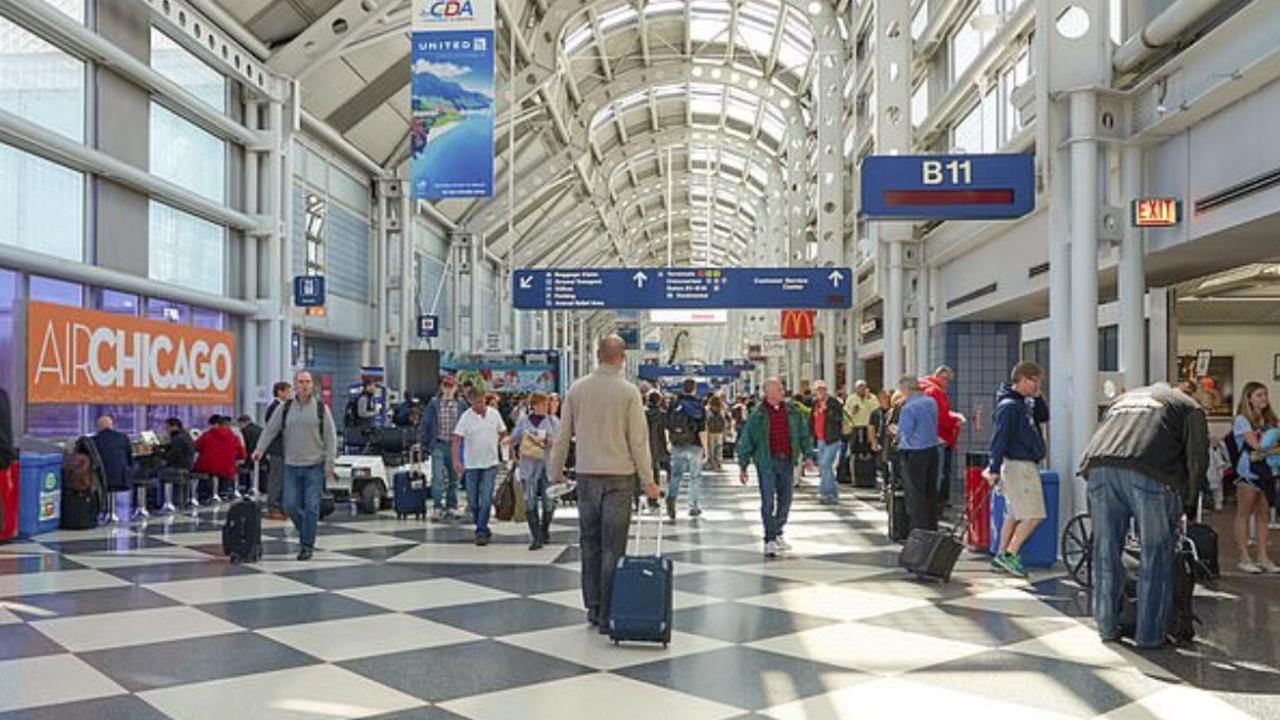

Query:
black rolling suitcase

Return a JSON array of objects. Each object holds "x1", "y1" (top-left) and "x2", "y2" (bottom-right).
[
  {"x1": 898, "y1": 490, "x2": 984, "y2": 582},
  {"x1": 852, "y1": 453, "x2": 877, "y2": 488},
  {"x1": 222, "y1": 497, "x2": 262, "y2": 563},
  {"x1": 1185, "y1": 494, "x2": 1219, "y2": 580},
  {"x1": 393, "y1": 470, "x2": 429, "y2": 519},
  {"x1": 608, "y1": 508, "x2": 674, "y2": 647},
  {"x1": 836, "y1": 447, "x2": 852, "y2": 485},
  {"x1": 887, "y1": 475, "x2": 910, "y2": 542}
]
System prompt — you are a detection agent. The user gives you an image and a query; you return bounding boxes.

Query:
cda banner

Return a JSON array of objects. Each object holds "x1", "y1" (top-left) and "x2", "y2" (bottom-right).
[
  {"x1": 411, "y1": 0, "x2": 495, "y2": 199},
  {"x1": 27, "y1": 302, "x2": 236, "y2": 405}
]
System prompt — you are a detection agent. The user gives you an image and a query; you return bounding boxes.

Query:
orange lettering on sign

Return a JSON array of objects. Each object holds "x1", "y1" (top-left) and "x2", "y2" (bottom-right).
[
  {"x1": 780, "y1": 310, "x2": 816, "y2": 340},
  {"x1": 1132, "y1": 198, "x2": 1180, "y2": 227},
  {"x1": 26, "y1": 302, "x2": 236, "y2": 406}
]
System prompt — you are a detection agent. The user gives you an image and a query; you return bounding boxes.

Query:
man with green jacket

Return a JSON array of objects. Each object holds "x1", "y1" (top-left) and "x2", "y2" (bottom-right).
[{"x1": 738, "y1": 376, "x2": 814, "y2": 558}]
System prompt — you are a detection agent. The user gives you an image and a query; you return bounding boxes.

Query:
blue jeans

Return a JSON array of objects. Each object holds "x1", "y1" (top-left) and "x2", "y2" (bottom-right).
[
  {"x1": 464, "y1": 466, "x2": 498, "y2": 537},
  {"x1": 669, "y1": 445, "x2": 703, "y2": 509},
  {"x1": 431, "y1": 444, "x2": 459, "y2": 511},
  {"x1": 1088, "y1": 466, "x2": 1182, "y2": 648},
  {"x1": 757, "y1": 455, "x2": 795, "y2": 542},
  {"x1": 522, "y1": 462, "x2": 554, "y2": 518},
  {"x1": 816, "y1": 440, "x2": 843, "y2": 500},
  {"x1": 283, "y1": 463, "x2": 325, "y2": 550}
]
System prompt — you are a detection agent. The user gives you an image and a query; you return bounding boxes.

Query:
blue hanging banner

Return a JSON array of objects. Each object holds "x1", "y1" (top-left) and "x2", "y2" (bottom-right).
[
  {"x1": 410, "y1": 0, "x2": 495, "y2": 200},
  {"x1": 860, "y1": 153, "x2": 1035, "y2": 220}
]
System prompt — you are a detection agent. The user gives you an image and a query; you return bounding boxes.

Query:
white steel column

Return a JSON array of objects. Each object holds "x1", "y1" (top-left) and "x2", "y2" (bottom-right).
[
  {"x1": 1069, "y1": 89, "x2": 1100, "y2": 512},
  {"x1": 1119, "y1": 144, "x2": 1146, "y2": 388},
  {"x1": 242, "y1": 100, "x2": 260, "y2": 414},
  {"x1": 268, "y1": 98, "x2": 289, "y2": 379},
  {"x1": 915, "y1": 259, "x2": 932, "y2": 376},
  {"x1": 873, "y1": 0, "x2": 912, "y2": 389},
  {"x1": 470, "y1": 238, "x2": 483, "y2": 352}
]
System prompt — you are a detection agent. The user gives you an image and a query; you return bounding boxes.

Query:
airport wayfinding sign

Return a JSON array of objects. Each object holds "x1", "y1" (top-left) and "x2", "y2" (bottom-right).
[
  {"x1": 512, "y1": 267, "x2": 853, "y2": 310},
  {"x1": 861, "y1": 153, "x2": 1035, "y2": 220}
]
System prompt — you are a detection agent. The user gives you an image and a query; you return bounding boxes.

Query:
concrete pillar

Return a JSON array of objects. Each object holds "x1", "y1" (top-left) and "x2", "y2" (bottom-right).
[
  {"x1": 1119, "y1": 144, "x2": 1146, "y2": 388},
  {"x1": 242, "y1": 100, "x2": 260, "y2": 414},
  {"x1": 915, "y1": 256, "x2": 932, "y2": 376},
  {"x1": 885, "y1": 240, "x2": 905, "y2": 386},
  {"x1": 1069, "y1": 89, "x2": 1100, "y2": 513},
  {"x1": 873, "y1": 0, "x2": 911, "y2": 389},
  {"x1": 469, "y1": 238, "x2": 483, "y2": 352},
  {"x1": 268, "y1": 99, "x2": 289, "y2": 378}
]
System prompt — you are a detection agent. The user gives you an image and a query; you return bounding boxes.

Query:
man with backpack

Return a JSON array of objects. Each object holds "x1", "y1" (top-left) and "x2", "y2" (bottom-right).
[
  {"x1": 666, "y1": 378, "x2": 707, "y2": 519},
  {"x1": 261, "y1": 381, "x2": 292, "y2": 520},
  {"x1": 253, "y1": 370, "x2": 338, "y2": 561},
  {"x1": 420, "y1": 375, "x2": 468, "y2": 521},
  {"x1": 1079, "y1": 383, "x2": 1208, "y2": 649}
]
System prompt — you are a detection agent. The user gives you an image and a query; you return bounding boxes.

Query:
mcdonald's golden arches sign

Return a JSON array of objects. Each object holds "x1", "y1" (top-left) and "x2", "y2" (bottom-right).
[{"x1": 780, "y1": 310, "x2": 816, "y2": 340}]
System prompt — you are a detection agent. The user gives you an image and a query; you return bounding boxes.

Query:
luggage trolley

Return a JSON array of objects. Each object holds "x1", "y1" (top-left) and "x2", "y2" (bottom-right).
[{"x1": 1060, "y1": 506, "x2": 1208, "y2": 588}]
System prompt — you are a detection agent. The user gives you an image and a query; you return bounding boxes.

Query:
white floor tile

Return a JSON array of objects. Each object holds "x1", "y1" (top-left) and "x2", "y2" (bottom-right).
[
  {"x1": 144, "y1": 573, "x2": 320, "y2": 605},
  {"x1": 388, "y1": 542, "x2": 565, "y2": 565},
  {"x1": 441, "y1": 669, "x2": 744, "y2": 720},
  {"x1": 153, "y1": 530, "x2": 227, "y2": 547},
  {"x1": 761, "y1": 677, "x2": 1078, "y2": 720},
  {"x1": 257, "y1": 613, "x2": 480, "y2": 662},
  {"x1": 943, "y1": 587, "x2": 1075, "y2": 620},
  {"x1": 1002, "y1": 624, "x2": 1139, "y2": 669},
  {"x1": 529, "y1": 587, "x2": 721, "y2": 612},
  {"x1": 336, "y1": 578, "x2": 517, "y2": 612},
  {"x1": 0, "y1": 654, "x2": 127, "y2": 712},
  {"x1": 732, "y1": 558, "x2": 893, "y2": 584},
  {"x1": 139, "y1": 663, "x2": 425, "y2": 720},
  {"x1": 749, "y1": 621, "x2": 988, "y2": 675},
  {"x1": 0, "y1": 542, "x2": 61, "y2": 555},
  {"x1": 0, "y1": 568, "x2": 130, "y2": 598},
  {"x1": 305, "y1": 533, "x2": 413, "y2": 551},
  {"x1": 0, "y1": 607, "x2": 21, "y2": 624},
  {"x1": 65, "y1": 546, "x2": 215, "y2": 569},
  {"x1": 739, "y1": 585, "x2": 931, "y2": 622},
  {"x1": 497, "y1": 623, "x2": 730, "y2": 670},
  {"x1": 30, "y1": 605, "x2": 242, "y2": 652}
]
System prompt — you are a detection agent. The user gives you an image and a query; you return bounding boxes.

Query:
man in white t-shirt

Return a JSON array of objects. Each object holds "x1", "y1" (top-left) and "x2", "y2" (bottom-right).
[{"x1": 452, "y1": 386, "x2": 510, "y2": 545}]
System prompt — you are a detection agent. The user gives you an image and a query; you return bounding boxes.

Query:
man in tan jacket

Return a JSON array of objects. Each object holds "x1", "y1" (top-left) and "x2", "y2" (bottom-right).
[{"x1": 549, "y1": 335, "x2": 661, "y2": 631}]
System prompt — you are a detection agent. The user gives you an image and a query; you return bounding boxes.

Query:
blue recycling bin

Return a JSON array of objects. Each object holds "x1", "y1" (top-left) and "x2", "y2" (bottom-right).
[
  {"x1": 988, "y1": 470, "x2": 1059, "y2": 568},
  {"x1": 18, "y1": 452, "x2": 62, "y2": 538}
]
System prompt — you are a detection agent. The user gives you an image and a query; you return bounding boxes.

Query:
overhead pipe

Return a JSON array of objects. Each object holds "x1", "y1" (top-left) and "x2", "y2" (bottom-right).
[
  {"x1": 1113, "y1": 0, "x2": 1227, "y2": 74},
  {"x1": 183, "y1": 0, "x2": 272, "y2": 60}
]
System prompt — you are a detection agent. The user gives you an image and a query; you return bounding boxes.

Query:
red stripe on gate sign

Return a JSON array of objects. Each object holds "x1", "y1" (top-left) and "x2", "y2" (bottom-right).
[{"x1": 883, "y1": 189, "x2": 1015, "y2": 206}]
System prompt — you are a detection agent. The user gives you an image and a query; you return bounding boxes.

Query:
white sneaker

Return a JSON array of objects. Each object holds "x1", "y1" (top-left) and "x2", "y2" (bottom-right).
[
  {"x1": 1238, "y1": 561, "x2": 1264, "y2": 574},
  {"x1": 764, "y1": 541, "x2": 778, "y2": 558},
  {"x1": 775, "y1": 536, "x2": 792, "y2": 552},
  {"x1": 1259, "y1": 559, "x2": 1280, "y2": 573}
]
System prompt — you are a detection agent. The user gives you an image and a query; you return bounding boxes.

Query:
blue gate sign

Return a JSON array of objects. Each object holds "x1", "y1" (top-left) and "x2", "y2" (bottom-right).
[
  {"x1": 417, "y1": 314, "x2": 439, "y2": 338},
  {"x1": 293, "y1": 275, "x2": 326, "y2": 307},
  {"x1": 861, "y1": 153, "x2": 1035, "y2": 220},
  {"x1": 512, "y1": 267, "x2": 852, "y2": 310}
]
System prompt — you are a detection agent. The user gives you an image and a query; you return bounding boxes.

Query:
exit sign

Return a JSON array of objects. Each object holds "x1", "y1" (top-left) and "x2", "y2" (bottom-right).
[{"x1": 1131, "y1": 198, "x2": 1181, "y2": 227}]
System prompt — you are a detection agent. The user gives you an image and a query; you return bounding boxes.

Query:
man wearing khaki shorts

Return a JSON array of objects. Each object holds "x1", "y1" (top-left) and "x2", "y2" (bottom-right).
[{"x1": 983, "y1": 362, "x2": 1047, "y2": 578}]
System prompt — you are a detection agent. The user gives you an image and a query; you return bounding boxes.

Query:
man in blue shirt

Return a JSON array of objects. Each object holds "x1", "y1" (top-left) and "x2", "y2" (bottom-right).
[{"x1": 895, "y1": 375, "x2": 940, "y2": 532}]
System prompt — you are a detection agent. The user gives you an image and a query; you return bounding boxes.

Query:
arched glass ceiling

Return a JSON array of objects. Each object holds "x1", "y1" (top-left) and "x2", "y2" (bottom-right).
[
  {"x1": 590, "y1": 82, "x2": 791, "y2": 151},
  {"x1": 606, "y1": 144, "x2": 774, "y2": 197},
  {"x1": 562, "y1": 0, "x2": 816, "y2": 90}
]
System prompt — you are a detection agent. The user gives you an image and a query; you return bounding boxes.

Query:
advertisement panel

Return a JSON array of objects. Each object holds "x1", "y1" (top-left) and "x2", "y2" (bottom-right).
[
  {"x1": 27, "y1": 302, "x2": 236, "y2": 405},
  {"x1": 411, "y1": 0, "x2": 495, "y2": 199},
  {"x1": 445, "y1": 363, "x2": 558, "y2": 394}
]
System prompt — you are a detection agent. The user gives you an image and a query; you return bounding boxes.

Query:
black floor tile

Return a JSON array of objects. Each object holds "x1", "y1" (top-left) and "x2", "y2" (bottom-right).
[
  {"x1": 102, "y1": 560, "x2": 260, "y2": 584},
  {"x1": 334, "y1": 545, "x2": 419, "y2": 561},
  {"x1": 278, "y1": 563, "x2": 439, "y2": 591},
  {"x1": 197, "y1": 592, "x2": 391, "y2": 630},
  {"x1": 339, "y1": 639, "x2": 593, "y2": 703},
  {"x1": 671, "y1": 601, "x2": 836, "y2": 643},
  {"x1": 663, "y1": 548, "x2": 780, "y2": 566},
  {"x1": 79, "y1": 632, "x2": 317, "y2": 691},
  {"x1": 858, "y1": 603, "x2": 1054, "y2": 648},
  {"x1": 0, "y1": 624, "x2": 66, "y2": 661},
  {"x1": 454, "y1": 565, "x2": 582, "y2": 595},
  {"x1": 5, "y1": 586, "x2": 178, "y2": 620},
  {"x1": 0, "y1": 555, "x2": 86, "y2": 575},
  {"x1": 364, "y1": 708, "x2": 470, "y2": 720},
  {"x1": 674, "y1": 569, "x2": 805, "y2": 599},
  {"x1": 38, "y1": 536, "x2": 175, "y2": 555},
  {"x1": 617, "y1": 646, "x2": 867, "y2": 710},
  {"x1": 415, "y1": 597, "x2": 587, "y2": 637}
]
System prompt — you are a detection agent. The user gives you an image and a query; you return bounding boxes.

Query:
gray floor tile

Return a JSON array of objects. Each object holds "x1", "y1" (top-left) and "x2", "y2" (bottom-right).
[
  {"x1": 79, "y1": 631, "x2": 317, "y2": 691},
  {"x1": 339, "y1": 639, "x2": 594, "y2": 702},
  {"x1": 857, "y1": 604, "x2": 1058, "y2": 648},
  {"x1": 364, "y1": 708, "x2": 469, "y2": 720},
  {"x1": 454, "y1": 565, "x2": 583, "y2": 595},
  {"x1": 4, "y1": 586, "x2": 178, "y2": 620},
  {"x1": 38, "y1": 536, "x2": 175, "y2": 555},
  {"x1": 674, "y1": 569, "x2": 805, "y2": 599},
  {"x1": 415, "y1": 597, "x2": 588, "y2": 636},
  {"x1": 0, "y1": 625, "x2": 66, "y2": 661},
  {"x1": 671, "y1": 602, "x2": 837, "y2": 643},
  {"x1": 0, "y1": 555, "x2": 86, "y2": 575},
  {"x1": 278, "y1": 563, "x2": 440, "y2": 590},
  {"x1": 616, "y1": 645, "x2": 868, "y2": 710},
  {"x1": 663, "y1": 548, "x2": 773, "y2": 567},
  {"x1": 101, "y1": 560, "x2": 260, "y2": 585},
  {"x1": 197, "y1": 592, "x2": 391, "y2": 629},
  {"x1": 335, "y1": 545, "x2": 419, "y2": 561},
  {"x1": 0, "y1": 695, "x2": 172, "y2": 720}
]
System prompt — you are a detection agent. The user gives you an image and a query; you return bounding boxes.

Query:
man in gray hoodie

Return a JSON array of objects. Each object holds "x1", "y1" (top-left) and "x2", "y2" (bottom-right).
[{"x1": 253, "y1": 370, "x2": 338, "y2": 561}]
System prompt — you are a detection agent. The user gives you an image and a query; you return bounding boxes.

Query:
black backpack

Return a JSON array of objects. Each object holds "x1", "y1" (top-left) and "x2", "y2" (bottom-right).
[
  {"x1": 668, "y1": 404, "x2": 699, "y2": 447},
  {"x1": 707, "y1": 410, "x2": 726, "y2": 433},
  {"x1": 222, "y1": 497, "x2": 262, "y2": 563},
  {"x1": 282, "y1": 398, "x2": 327, "y2": 439},
  {"x1": 1223, "y1": 430, "x2": 1242, "y2": 473},
  {"x1": 344, "y1": 393, "x2": 365, "y2": 425}
]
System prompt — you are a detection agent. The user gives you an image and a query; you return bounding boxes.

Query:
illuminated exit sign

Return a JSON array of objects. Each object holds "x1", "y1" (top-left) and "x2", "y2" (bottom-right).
[{"x1": 1131, "y1": 197, "x2": 1181, "y2": 227}]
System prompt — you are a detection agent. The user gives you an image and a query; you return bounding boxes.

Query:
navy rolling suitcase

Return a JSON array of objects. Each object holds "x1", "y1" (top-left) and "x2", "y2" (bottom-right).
[
  {"x1": 393, "y1": 470, "x2": 429, "y2": 519},
  {"x1": 608, "y1": 508, "x2": 674, "y2": 647}
]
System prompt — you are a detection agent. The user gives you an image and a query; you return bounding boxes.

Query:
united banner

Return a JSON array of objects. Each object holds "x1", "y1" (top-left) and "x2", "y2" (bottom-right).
[{"x1": 411, "y1": 0, "x2": 495, "y2": 199}]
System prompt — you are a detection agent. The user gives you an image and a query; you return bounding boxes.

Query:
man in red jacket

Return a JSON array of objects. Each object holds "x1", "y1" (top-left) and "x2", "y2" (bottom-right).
[
  {"x1": 920, "y1": 367, "x2": 965, "y2": 511},
  {"x1": 194, "y1": 414, "x2": 247, "y2": 500}
]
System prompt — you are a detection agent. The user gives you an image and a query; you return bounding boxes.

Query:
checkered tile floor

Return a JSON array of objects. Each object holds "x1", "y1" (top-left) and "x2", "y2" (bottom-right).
[{"x1": 0, "y1": 464, "x2": 1272, "y2": 719}]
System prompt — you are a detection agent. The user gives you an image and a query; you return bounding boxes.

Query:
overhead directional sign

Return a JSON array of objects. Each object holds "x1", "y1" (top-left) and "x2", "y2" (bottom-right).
[
  {"x1": 512, "y1": 267, "x2": 852, "y2": 310},
  {"x1": 861, "y1": 153, "x2": 1035, "y2": 220},
  {"x1": 293, "y1": 275, "x2": 325, "y2": 307}
]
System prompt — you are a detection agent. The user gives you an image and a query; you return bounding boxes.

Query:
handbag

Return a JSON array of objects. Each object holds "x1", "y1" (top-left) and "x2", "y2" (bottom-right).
[
  {"x1": 494, "y1": 465, "x2": 516, "y2": 522},
  {"x1": 512, "y1": 467, "x2": 527, "y2": 523},
  {"x1": 519, "y1": 433, "x2": 545, "y2": 461}
]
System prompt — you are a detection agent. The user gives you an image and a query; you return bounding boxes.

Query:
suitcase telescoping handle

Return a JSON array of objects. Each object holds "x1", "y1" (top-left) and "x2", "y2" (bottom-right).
[{"x1": 630, "y1": 500, "x2": 665, "y2": 557}]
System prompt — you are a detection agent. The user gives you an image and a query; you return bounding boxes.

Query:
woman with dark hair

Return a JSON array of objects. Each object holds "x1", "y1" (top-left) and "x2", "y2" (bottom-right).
[{"x1": 1233, "y1": 382, "x2": 1279, "y2": 574}]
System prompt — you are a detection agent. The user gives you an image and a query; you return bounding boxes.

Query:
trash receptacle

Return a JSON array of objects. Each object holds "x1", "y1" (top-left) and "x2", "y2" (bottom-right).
[
  {"x1": 964, "y1": 452, "x2": 991, "y2": 551},
  {"x1": 18, "y1": 452, "x2": 62, "y2": 538},
  {"x1": 989, "y1": 469, "x2": 1059, "y2": 568}
]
